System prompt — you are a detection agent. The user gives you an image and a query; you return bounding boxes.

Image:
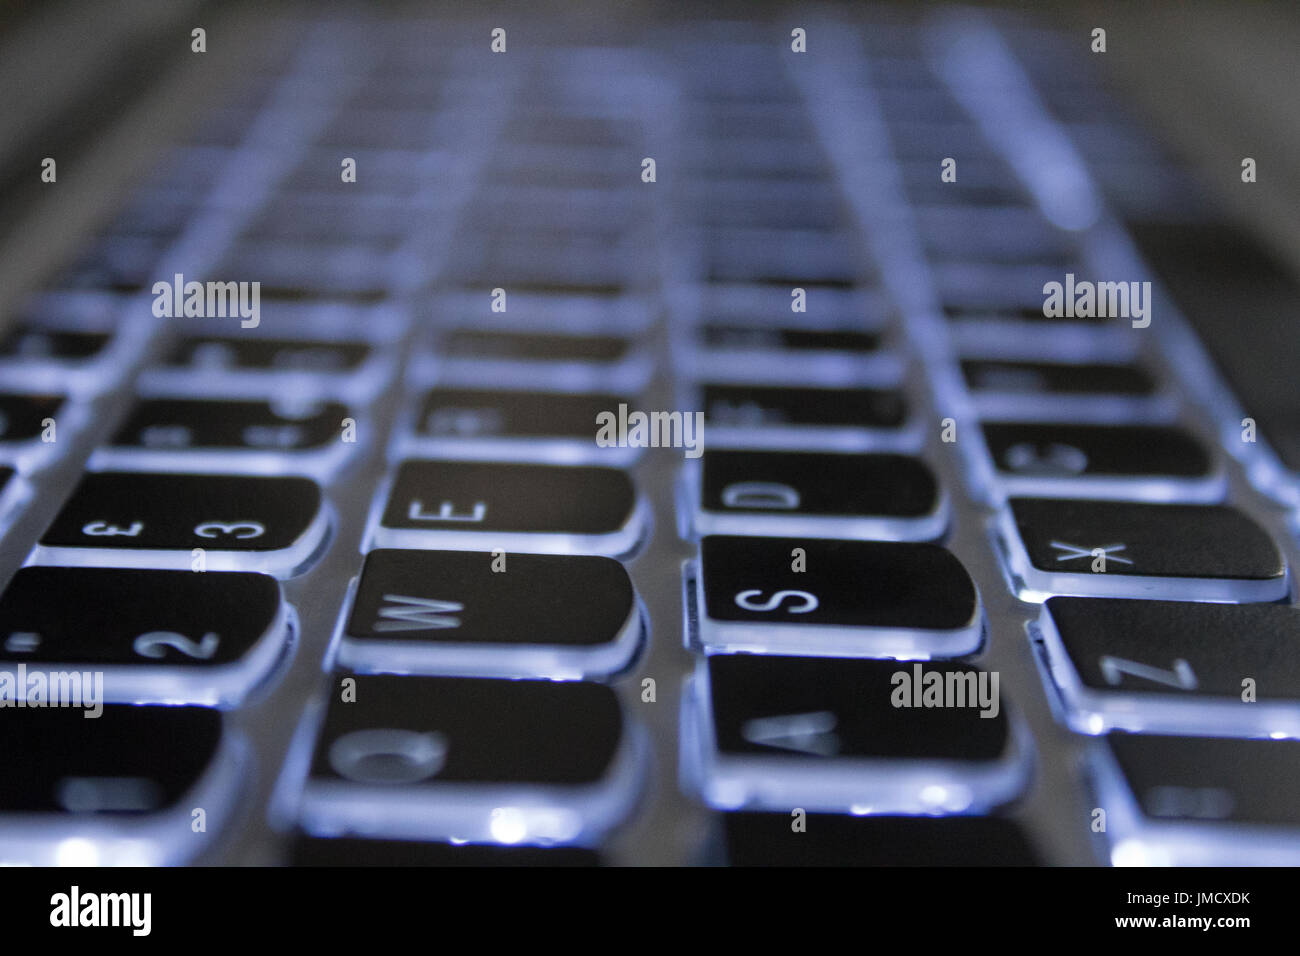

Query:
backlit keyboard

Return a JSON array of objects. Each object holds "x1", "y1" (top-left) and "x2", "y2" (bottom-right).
[{"x1": 3, "y1": 6, "x2": 1300, "y2": 868}]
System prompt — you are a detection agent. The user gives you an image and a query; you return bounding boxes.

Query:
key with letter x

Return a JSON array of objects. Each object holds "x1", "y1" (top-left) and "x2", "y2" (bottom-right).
[{"x1": 997, "y1": 498, "x2": 1287, "y2": 602}]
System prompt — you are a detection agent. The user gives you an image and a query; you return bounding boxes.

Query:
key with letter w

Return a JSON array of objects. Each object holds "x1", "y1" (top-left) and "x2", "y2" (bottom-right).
[{"x1": 376, "y1": 595, "x2": 464, "y2": 632}]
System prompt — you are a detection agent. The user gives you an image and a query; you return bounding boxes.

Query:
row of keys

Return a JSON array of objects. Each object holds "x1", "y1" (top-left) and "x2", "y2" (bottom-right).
[
  {"x1": 23, "y1": 454, "x2": 1236, "y2": 600},
  {"x1": 278, "y1": 61, "x2": 664, "y2": 849},
  {"x1": 0, "y1": 15, "x2": 503, "y2": 864},
  {"x1": 282, "y1": 654, "x2": 1029, "y2": 847},
  {"x1": 665, "y1": 39, "x2": 1025, "y2": 842},
  {"x1": 0, "y1": 386, "x2": 1032, "y2": 486},
  {"x1": 404, "y1": 361, "x2": 915, "y2": 452},
  {"x1": 0, "y1": 368, "x2": 961, "y2": 488},
  {"x1": 892, "y1": 23, "x2": 1300, "y2": 869},
  {"x1": 673, "y1": 31, "x2": 1005, "y2": 844},
  {"x1": 0, "y1": 44, "x2": 312, "y2": 864},
  {"x1": 219, "y1": 531, "x2": 985, "y2": 684},
  {"x1": 3, "y1": 455, "x2": 741, "y2": 575}
]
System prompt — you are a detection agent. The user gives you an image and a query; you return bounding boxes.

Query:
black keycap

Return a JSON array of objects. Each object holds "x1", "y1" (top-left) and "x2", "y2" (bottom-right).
[
  {"x1": 1003, "y1": 498, "x2": 1286, "y2": 602},
  {"x1": 0, "y1": 703, "x2": 231, "y2": 863},
  {"x1": 723, "y1": 813, "x2": 1041, "y2": 866},
  {"x1": 37, "y1": 472, "x2": 326, "y2": 576},
  {"x1": 962, "y1": 359, "x2": 1155, "y2": 396},
  {"x1": 110, "y1": 398, "x2": 350, "y2": 452},
  {"x1": 695, "y1": 451, "x2": 943, "y2": 540},
  {"x1": 0, "y1": 567, "x2": 286, "y2": 706},
  {"x1": 414, "y1": 388, "x2": 625, "y2": 440},
  {"x1": 289, "y1": 836, "x2": 600, "y2": 867},
  {"x1": 0, "y1": 393, "x2": 63, "y2": 442},
  {"x1": 374, "y1": 460, "x2": 641, "y2": 555},
  {"x1": 983, "y1": 423, "x2": 1212, "y2": 482},
  {"x1": 311, "y1": 675, "x2": 623, "y2": 783},
  {"x1": 0, "y1": 705, "x2": 221, "y2": 813},
  {"x1": 297, "y1": 674, "x2": 636, "y2": 843},
  {"x1": 442, "y1": 330, "x2": 629, "y2": 363},
  {"x1": 695, "y1": 655, "x2": 1023, "y2": 813},
  {"x1": 702, "y1": 384, "x2": 906, "y2": 429},
  {"x1": 165, "y1": 336, "x2": 370, "y2": 372},
  {"x1": 700, "y1": 326, "x2": 881, "y2": 354},
  {"x1": 1040, "y1": 597, "x2": 1300, "y2": 736},
  {"x1": 0, "y1": 703, "x2": 231, "y2": 865},
  {"x1": 0, "y1": 328, "x2": 110, "y2": 361},
  {"x1": 338, "y1": 549, "x2": 640, "y2": 678},
  {"x1": 696, "y1": 536, "x2": 980, "y2": 657},
  {"x1": 1107, "y1": 734, "x2": 1300, "y2": 828}
]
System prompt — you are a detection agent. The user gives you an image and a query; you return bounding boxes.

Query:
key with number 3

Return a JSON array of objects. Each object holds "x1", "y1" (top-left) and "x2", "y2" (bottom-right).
[{"x1": 31, "y1": 472, "x2": 329, "y2": 577}]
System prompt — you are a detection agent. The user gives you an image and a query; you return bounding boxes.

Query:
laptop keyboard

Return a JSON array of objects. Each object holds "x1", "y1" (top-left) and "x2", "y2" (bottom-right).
[{"x1": 3, "y1": 7, "x2": 1300, "y2": 867}]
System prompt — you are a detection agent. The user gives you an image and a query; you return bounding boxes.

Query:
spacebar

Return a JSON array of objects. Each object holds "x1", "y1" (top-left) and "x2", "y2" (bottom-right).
[{"x1": 1128, "y1": 219, "x2": 1300, "y2": 473}]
